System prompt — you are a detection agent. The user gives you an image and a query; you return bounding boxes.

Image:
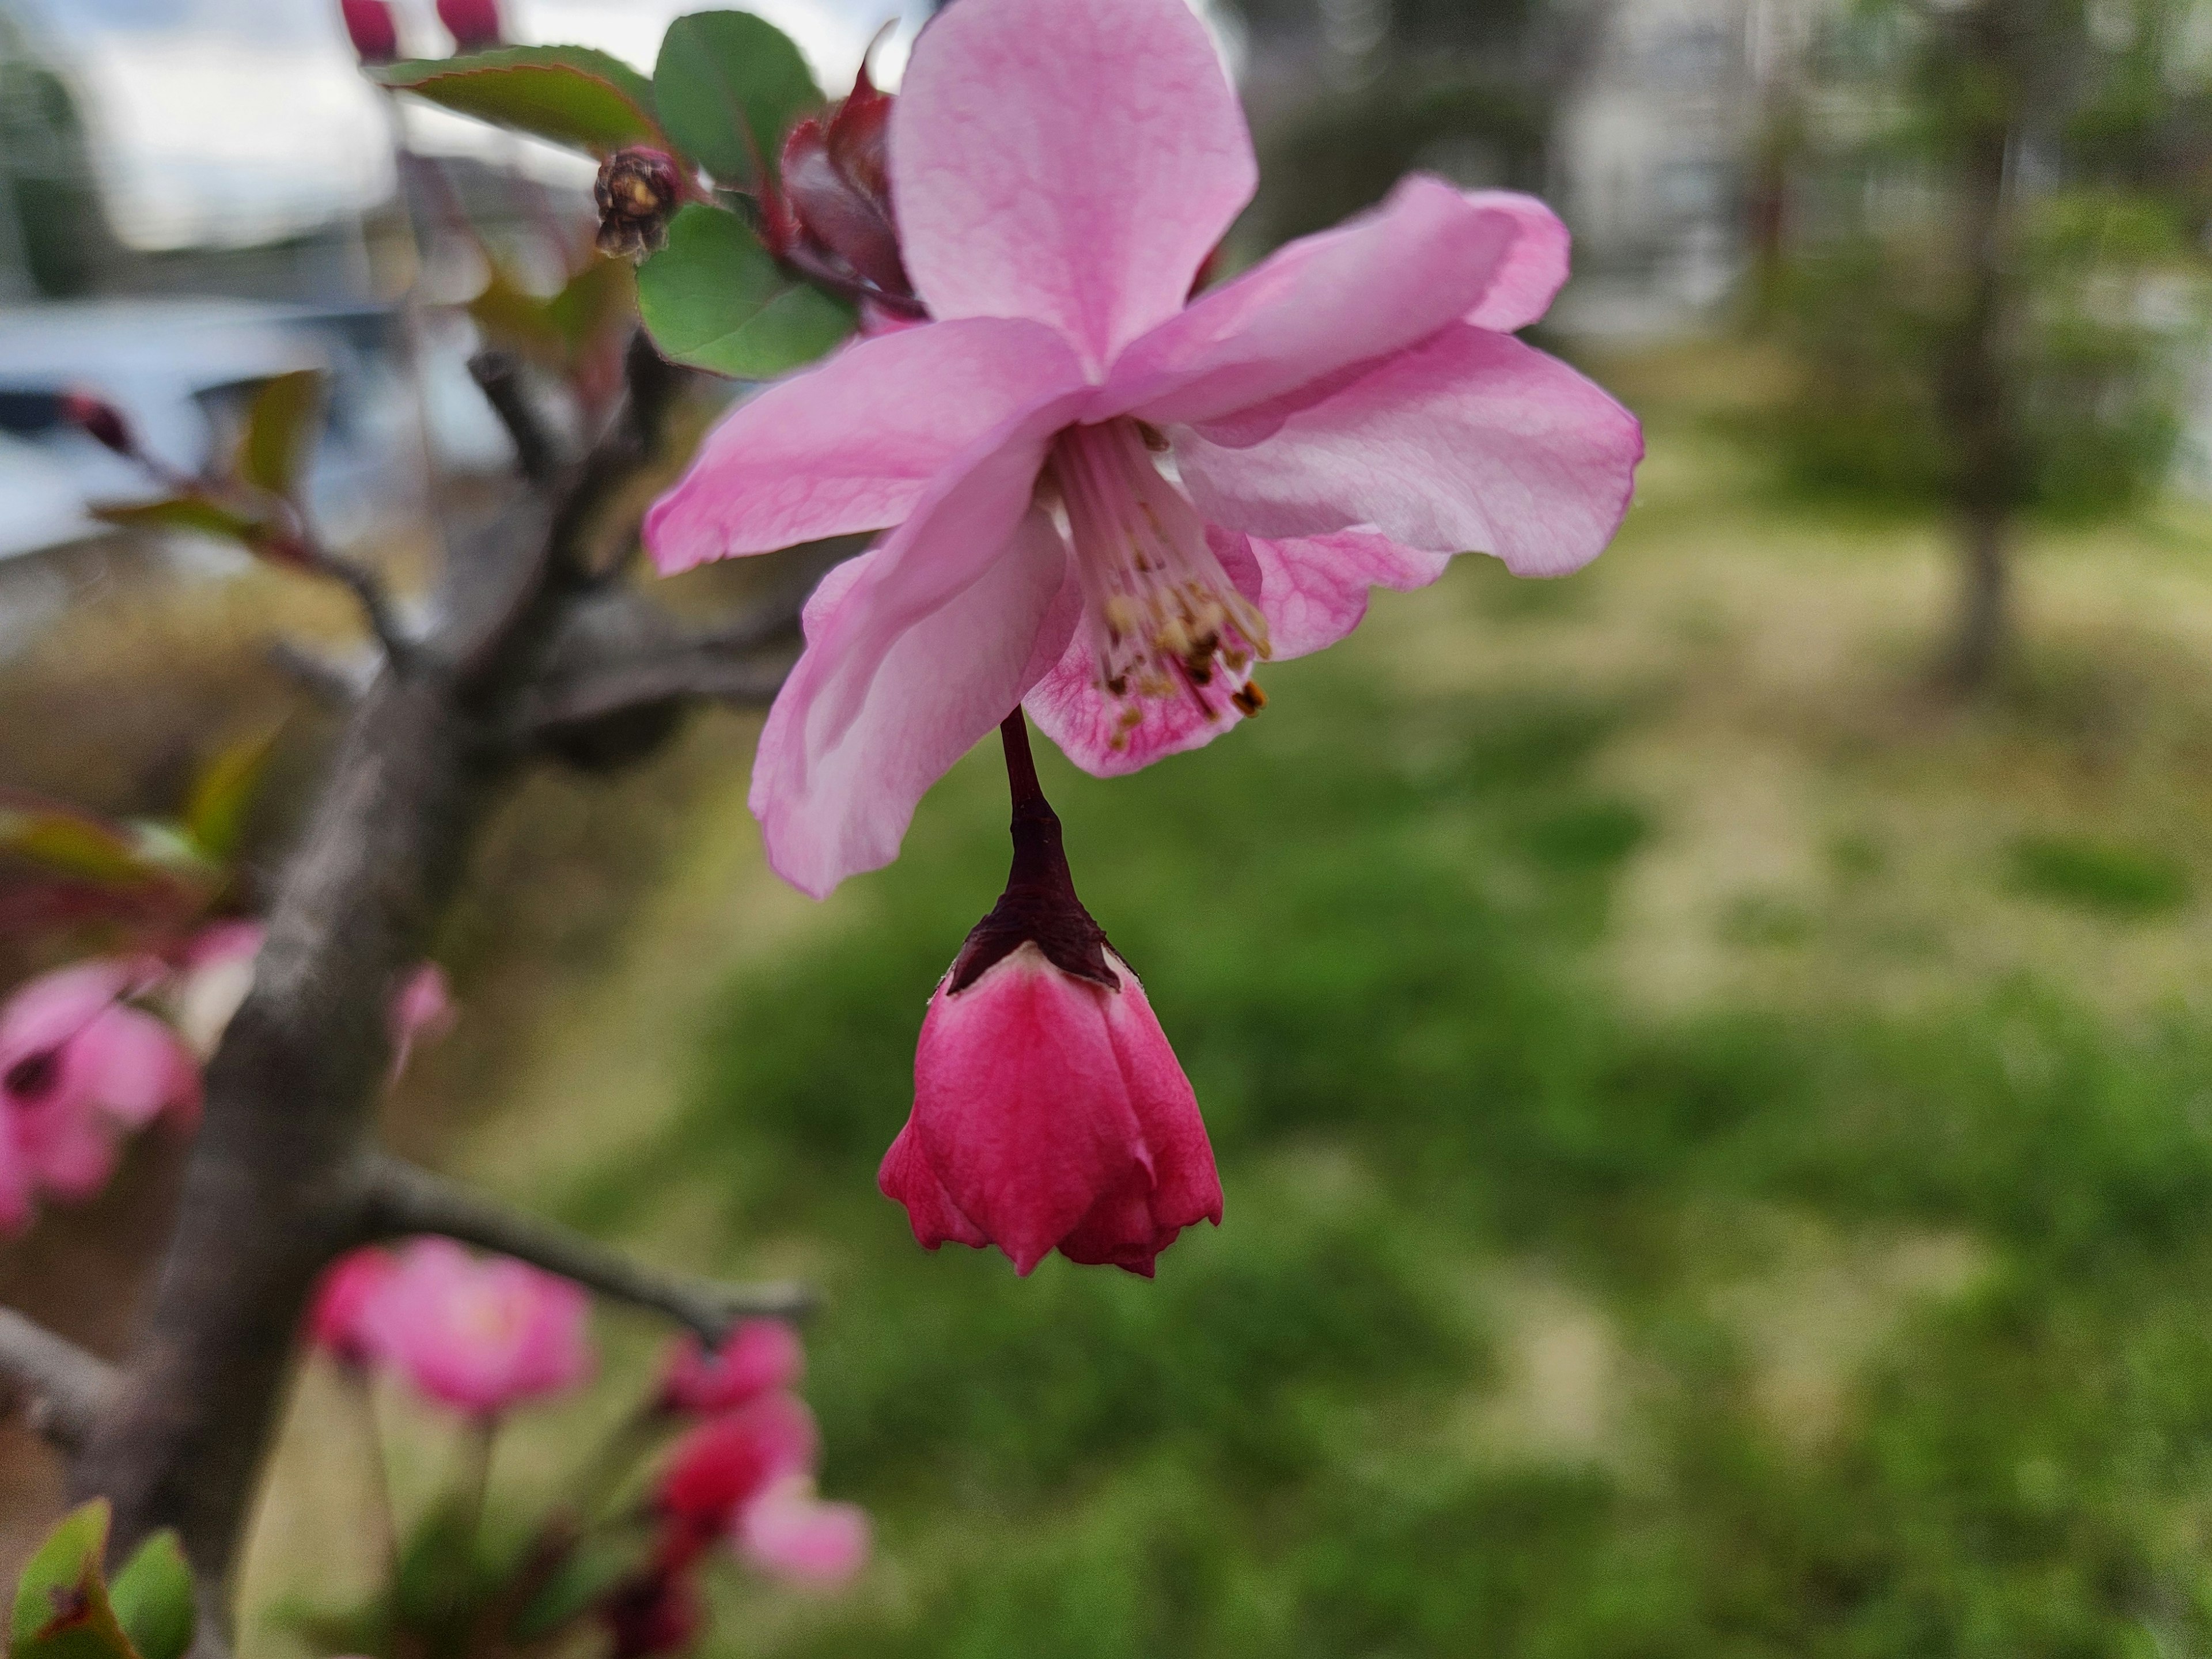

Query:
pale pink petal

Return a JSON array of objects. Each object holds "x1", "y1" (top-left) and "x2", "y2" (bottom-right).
[
  {"x1": 1176, "y1": 324, "x2": 1643, "y2": 578},
  {"x1": 910, "y1": 947, "x2": 1146, "y2": 1275},
  {"x1": 645, "y1": 317, "x2": 1085, "y2": 575},
  {"x1": 1024, "y1": 629, "x2": 1250, "y2": 778},
  {"x1": 184, "y1": 920, "x2": 266, "y2": 970},
  {"x1": 1228, "y1": 528, "x2": 1453, "y2": 660},
  {"x1": 1105, "y1": 175, "x2": 1528, "y2": 428},
  {"x1": 737, "y1": 1482, "x2": 871, "y2": 1586},
  {"x1": 0, "y1": 1116, "x2": 33, "y2": 1236},
  {"x1": 1460, "y1": 191, "x2": 1571, "y2": 332},
  {"x1": 0, "y1": 961, "x2": 137, "y2": 1061},
  {"x1": 890, "y1": 0, "x2": 1256, "y2": 374},
  {"x1": 749, "y1": 453, "x2": 1080, "y2": 899},
  {"x1": 78, "y1": 1005, "x2": 199, "y2": 1129},
  {"x1": 18, "y1": 1103, "x2": 117, "y2": 1200}
]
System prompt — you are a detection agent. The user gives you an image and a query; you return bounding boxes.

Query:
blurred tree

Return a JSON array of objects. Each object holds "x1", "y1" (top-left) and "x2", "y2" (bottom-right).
[
  {"x1": 0, "y1": 13, "x2": 112, "y2": 298},
  {"x1": 1768, "y1": 0, "x2": 2212, "y2": 690},
  {"x1": 1225, "y1": 0, "x2": 1608, "y2": 245}
]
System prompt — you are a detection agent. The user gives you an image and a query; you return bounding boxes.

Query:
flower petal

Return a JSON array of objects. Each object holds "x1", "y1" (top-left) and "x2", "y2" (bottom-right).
[
  {"x1": 646, "y1": 317, "x2": 1085, "y2": 574},
  {"x1": 1460, "y1": 191, "x2": 1571, "y2": 333},
  {"x1": 1176, "y1": 324, "x2": 1643, "y2": 578},
  {"x1": 750, "y1": 495, "x2": 1078, "y2": 899},
  {"x1": 1100, "y1": 958, "x2": 1221, "y2": 1235},
  {"x1": 0, "y1": 1116, "x2": 33, "y2": 1237},
  {"x1": 1224, "y1": 527, "x2": 1453, "y2": 661},
  {"x1": 1024, "y1": 625, "x2": 1251, "y2": 778},
  {"x1": 736, "y1": 1482, "x2": 872, "y2": 1586},
  {"x1": 879, "y1": 1116, "x2": 990, "y2": 1250},
  {"x1": 79, "y1": 1005, "x2": 200, "y2": 1128},
  {"x1": 891, "y1": 0, "x2": 1255, "y2": 374},
  {"x1": 911, "y1": 948, "x2": 1147, "y2": 1275},
  {"x1": 1105, "y1": 175, "x2": 1529, "y2": 429}
]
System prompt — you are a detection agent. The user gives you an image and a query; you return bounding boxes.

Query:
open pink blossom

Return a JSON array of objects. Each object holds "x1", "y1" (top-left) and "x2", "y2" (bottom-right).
[
  {"x1": 658, "y1": 1319, "x2": 804, "y2": 1415},
  {"x1": 365, "y1": 1238, "x2": 592, "y2": 1415},
  {"x1": 0, "y1": 960, "x2": 202, "y2": 1209},
  {"x1": 308, "y1": 1246, "x2": 398, "y2": 1370},
  {"x1": 734, "y1": 1476, "x2": 870, "y2": 1586},
  {"x1": 645, "y1": 0, "x2": 1643, "y2": 898}
]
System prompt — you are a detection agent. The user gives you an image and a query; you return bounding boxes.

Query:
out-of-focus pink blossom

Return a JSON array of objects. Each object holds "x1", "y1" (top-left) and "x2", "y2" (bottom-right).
[
  {"x1": 388, "y1": 963, "x2": 455, "y2": 1080},
  {"x1": 340, "y1": 0, "x2": 399, "y2": 63},
  {"x1": 437, "y1": 0, "x2": 502, "y2": 50},
  {"x1": 308, "y1": 1247, "x2": 397, "y2": 1369},
  {"x1": 366, "y1": 1238, "x2": 592, "y2": 1415},
  {"x1": 734, "y1": 1477, "x2": 870, "y2": 1586},
  {"x1": 645, "y1": 0, "x2": 1643, "y2": 900},
  {"x1": 0, "y1": 1111, "x2": 32, "y2": 1237},
  {"x1": 0, "y1": 960, "x2": 202, "y2": 1221},
  {"x1": 656, "y1": 1393, "x2": 819, "y2": 1549},
  {"x1": 171, "y1": 921, "x2": 264, "y2": 1059},
  {"x1": 658, "y1": 1320, "x2": 804, "y2": 1415}
]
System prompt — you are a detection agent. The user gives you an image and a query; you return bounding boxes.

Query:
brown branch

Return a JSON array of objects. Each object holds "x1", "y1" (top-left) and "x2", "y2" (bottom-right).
[
  {"x1": 0, "y1": 1306, "x2": 118, "y2": 1451},
  {"x1": 469, "y1": 350, "x2": 564, "y2": 489},
  {"x1": 354, "y1": 1154, "x2": 813, "y2": 1338}
]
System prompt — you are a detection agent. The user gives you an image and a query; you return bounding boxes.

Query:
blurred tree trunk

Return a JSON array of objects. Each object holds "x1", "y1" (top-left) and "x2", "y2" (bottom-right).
[{"x1": 1936, "y1": 0, "x2": 2024, "y2": 694}]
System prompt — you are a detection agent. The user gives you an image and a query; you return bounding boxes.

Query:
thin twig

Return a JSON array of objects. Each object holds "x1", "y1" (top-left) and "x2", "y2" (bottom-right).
[
  {"x1": 353, "y1": 1154, "x2": 813, "y2": 1338},
  {"x1": 0, "y1": 1306, "x2": 118, "y2": 1451}
]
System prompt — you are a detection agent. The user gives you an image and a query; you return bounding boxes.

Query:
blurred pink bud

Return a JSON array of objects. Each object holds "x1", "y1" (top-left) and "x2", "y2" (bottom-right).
[
  {"x1": 656, "y1": 1393, "x2": 819, "y2": 1543},
  {"x1": 366, "y1": 1238, "x2": 592, "y2": 1415},
  {"x1": 437, "y1": 0, "x2": 502, "y2": 51},
  {"x1": 1, "y1": 961, "x2": 202, "y2": 1208},
  {"x1": 59, "y1": 390, "x2": 133, "y2": 456},
  {"x1": 388, "y1": 963, "x2": 454, "y2": 1080},
  {"x1": 734, "y1": 1478, "x2": 870, "y2": 1587},
  {"x1": 308, "y1": 1246, "x2": 397, "y2": 1369},
  {"x1": 0, "y1": 1112, "x2": 33, "y2": 1238},
  {"x1": 340, "y1": 0, "x2": 399, "y2": 65},
  {"x1": 658, "y1": 1320, "x2": 804, "y2": 1414}
]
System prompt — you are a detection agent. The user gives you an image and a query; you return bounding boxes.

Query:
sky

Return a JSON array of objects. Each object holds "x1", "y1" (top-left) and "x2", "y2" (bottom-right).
[{"x1": 2, "y1": 0, "x2": 937, "y2": 249}]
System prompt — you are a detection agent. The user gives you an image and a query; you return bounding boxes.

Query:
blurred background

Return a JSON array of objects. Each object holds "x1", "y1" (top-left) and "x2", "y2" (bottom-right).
[{"x1": 12, "y1": 0, "x2": 2212, "y2": 1653}]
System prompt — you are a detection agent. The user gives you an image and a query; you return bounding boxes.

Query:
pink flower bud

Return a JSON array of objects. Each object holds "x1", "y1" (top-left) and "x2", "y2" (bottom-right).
[
  {"x1": 656, "y1": 1392, "x2": 819, "y2": 1543},
  {"x1": 437, "y1": 0, "x2": 502, "y2": 51},
  {"x1": 339, "y1": 0, "x2": 399, "y2": 65},
  {"x1": 308, "y1": 1246, "x2": 397, "y2": 1369},
  {"x1": 365, "y1": 1238, "x2": 592, "y2": 1415},
  {"x1": 658, "y1": 1319, "x2": 804, "y2": 1415},
  {"x1": 734, "y1": 1478, "x2": 870, "y2": 1587},
  {"x1": 766, "y1": 62, "x2": 912, "y2": 308},
  {"x1": 878, "y1": 729, "x2": 1220, "y2": 1278},
  {"x1": 59, "y1": 390, "x2": 134, "y2": 457}
]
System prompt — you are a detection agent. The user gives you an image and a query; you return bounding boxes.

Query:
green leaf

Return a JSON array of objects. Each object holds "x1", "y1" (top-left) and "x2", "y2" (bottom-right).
[
  {"x1": 637, "y1": 204, "x2": 852, "y2": 379},
  {"x1": 89, "y1": 495, "x2": 275, "y2": 550},
  {"x1": 0, "y1": 805, "x2": 149, "y2": 887},
  {"x1": 182, "y1": 726, "x2": 281, "y2": 866},
  {"x1": 9, "y1": 1500, "x2": 137, "y2": 1659},
  {"x1": 373, "y1": 47, "x2": 663, "y2": 157},
  {"x1": 510, "y1": 1537, "x2": 632, "y2": 1642},
  {"x1": 237, "y1": 370, "x2": 325, "y2": 502},
  {"x1": 106, "y1": 1537, "x2": 192, "y2": 1659},
  {"x1": 653, "y1": 12, "x2": 821, "y2": 189}
]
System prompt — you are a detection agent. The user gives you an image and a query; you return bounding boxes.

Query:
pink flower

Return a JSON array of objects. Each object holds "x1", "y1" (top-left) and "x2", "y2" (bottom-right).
[
  {"x1": 171, "y1": 921, "x2": 264, "y2": 1059},
  {"x1": 437, "y1": 0, "x2": 502, "y2": 51},
  {"x1": 880, "y1": 721, "x2": 1218, "y2": 1277},
  {"x1": 388, "y1": 963, "x2": 456, "y2": 1080},
  {"x1": 656, "y1": 1392, "x2": 820, "y2": 1546},
  {"x1": 340, "y1": 0, "x2": 399, "y2": 64},
  {"x1": 0, "y1": 960, "x2": 201, "y2": 1217},
  {"x1": 645, "y1": 0, "x2": 1642, "y2": 899},
  {"x1": 658, "y1": 1320, "x2": 804, "y2": 1415},
  {"x1": 308, "y1": 1247, "x2": 397, "y2": 1370},
  {"x1": 0, "y1": 1110, "x2": 32, "y2": 1237},
  {"x1": 734, "y1": 1477, "x2": 870, "y2": 1587},
  {"x1": 366, "y1": 1238, "x2": 592, "y2": 1415}
]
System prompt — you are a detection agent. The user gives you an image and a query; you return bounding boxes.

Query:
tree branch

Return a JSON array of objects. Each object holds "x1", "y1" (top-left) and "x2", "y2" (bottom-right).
[
  {"x1": 469, "y1": 350, "x2": 564, "y2": 490},
  {"x1": 0, "y1": 1306, "x2": 118, "y2": 1452},
  {"x1": 353, "y1": 1154, "x2": 813, "y2": 1338}
]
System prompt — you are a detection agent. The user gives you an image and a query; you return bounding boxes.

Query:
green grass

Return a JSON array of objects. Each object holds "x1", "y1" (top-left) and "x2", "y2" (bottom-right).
[
  {"x1": 2009, "y1": 834, "x2": 2195, "y2": 918},
  {"x1": 547, "y1": 587, "x2": 2212, "y2": 1656}
]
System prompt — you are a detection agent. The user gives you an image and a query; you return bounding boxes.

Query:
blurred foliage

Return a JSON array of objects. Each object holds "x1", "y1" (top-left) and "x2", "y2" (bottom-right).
[
  {"x1": 0, "y1": 16, "x2": 111, "y2": 299},
  {"x1": 1766, "y1": 0, "x2": 2212, "y2": 517},
  {"x1": 536, "y1": 567, "x2": 2212, "y2": 1655}
]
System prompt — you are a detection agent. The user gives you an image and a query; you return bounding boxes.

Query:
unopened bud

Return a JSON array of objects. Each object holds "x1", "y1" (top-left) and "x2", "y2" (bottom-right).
[
  {"x1": 595, "y1": 147, "x2": 683, "y2": 260},
  {"x1": 60, "y1": 390, "x2": 134, "y2": 457},
  {"x1": 773, "y1": 63, "x2": 912, "y2": 306},
  {"x1": 340, "y1": 0, "x2": 399, "y2": 65},
  {"x1": 437, "y1": 0, "x2": 502, "y2": 51}
]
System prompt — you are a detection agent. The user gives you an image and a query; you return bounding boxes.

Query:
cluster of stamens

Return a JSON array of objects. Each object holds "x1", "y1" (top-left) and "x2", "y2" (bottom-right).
[{"x1": 1046, "y1": 419, "x2": 1271, "y2": 749}]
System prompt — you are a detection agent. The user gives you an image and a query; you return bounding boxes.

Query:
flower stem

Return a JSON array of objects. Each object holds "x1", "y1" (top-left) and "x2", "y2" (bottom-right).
[{"x1": 998, "y1": 709, "x2": 1044, "y2": 812}]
